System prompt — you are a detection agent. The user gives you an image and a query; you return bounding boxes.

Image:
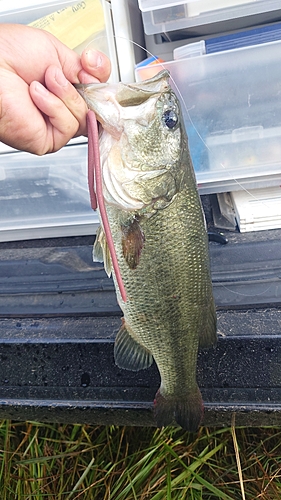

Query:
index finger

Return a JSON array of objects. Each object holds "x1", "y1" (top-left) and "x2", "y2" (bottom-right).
[{"x1": 44, "y1": 65, "x2": 89, "y2": 137}]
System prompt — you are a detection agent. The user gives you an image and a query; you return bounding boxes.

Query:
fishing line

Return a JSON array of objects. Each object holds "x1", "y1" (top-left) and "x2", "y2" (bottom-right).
[
  {"x1": 111, "y1": 36, "x2": 273, "y2": 210},
  {"x1": 215, "y1": 284, "x2": 272, "y2": 298},
  {"x1": 108, "y1": 36, "x2": 276, "y2": 301},
  {"x1": 81, "y1": 33, "x2": 275, "y2": 299},
  {"x1": 82, "y1": 33, "x2": 273, "y2": 208}
]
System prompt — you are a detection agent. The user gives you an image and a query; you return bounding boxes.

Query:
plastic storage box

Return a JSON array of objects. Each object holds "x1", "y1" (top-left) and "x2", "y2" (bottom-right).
[
  {"x1": 136, "y1": 38, "x2": 281, "y2": 194},
  {"x1": 0, "y1": 0, "x2": 145, "y2": 242},
  {"x1": 139, "y1": 0, "x2": 281, "y2": 35},
  {"x1": 0, "y1": 144, "x2": 99, "y2": 242},
  {"x1": 231, "y1": 186, "x2": 281, "y2": 232},
  {"x1": 0, "y1": 0, "x2": 77, "y2": 24}
]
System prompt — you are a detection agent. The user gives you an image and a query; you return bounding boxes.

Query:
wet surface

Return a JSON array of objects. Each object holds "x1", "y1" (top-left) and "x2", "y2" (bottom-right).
[{"x1": 0, "y1": 224, "x2": 280, "y2": 426}]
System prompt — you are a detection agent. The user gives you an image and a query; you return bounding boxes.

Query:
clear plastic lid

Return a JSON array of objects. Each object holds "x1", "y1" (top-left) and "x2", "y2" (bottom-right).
[
  {"x1": 138, "y1": 0, "x2": 281, "y2": 35},
  {"x1": 136, "y1": 38, "x2": 281, "y2": 193}
]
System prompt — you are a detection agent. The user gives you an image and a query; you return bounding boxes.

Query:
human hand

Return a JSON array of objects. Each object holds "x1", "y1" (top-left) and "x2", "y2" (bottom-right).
[{"x1": 0, "y1": 24, "x2": 111, "y2": 154}]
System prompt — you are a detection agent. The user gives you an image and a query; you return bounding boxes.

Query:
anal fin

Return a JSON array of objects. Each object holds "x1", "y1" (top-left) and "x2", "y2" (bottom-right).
[{"x1": 114, "y1": 321, "x2": 153, "y2": 371}]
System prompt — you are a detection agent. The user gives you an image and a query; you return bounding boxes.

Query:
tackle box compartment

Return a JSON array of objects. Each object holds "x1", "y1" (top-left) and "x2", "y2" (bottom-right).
[
  {"x1": 0, "y1": 144, "x2": 100, "y2": 242},
  {"x1": 136, "y1": 37, "x2": 281, "y2": 194},
  {"x1": 138, "y1": 0, "x2": 281, "y2": 35},
  {"x1": 0, "y1": 0, "x2": 145, "y2": 242},
  {"x1": 0, "y1": 0, "x2": 77, "y2": 24}
]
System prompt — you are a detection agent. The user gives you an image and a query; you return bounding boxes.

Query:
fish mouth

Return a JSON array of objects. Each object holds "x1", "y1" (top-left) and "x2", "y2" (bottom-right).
[
  {"x1": 75, "y1": 82, "x2": 109, "y2": 91},
  {"x1": 75, "y1": 76, "x2": 176, "y2": 211},
  {"x1": 74, "y1": 70, "x2": 170, "y2": 119}
]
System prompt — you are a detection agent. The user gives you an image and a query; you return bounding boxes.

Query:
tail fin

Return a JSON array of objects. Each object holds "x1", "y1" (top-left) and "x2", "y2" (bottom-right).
[{"x1": 154, "y1": 387, "x2": 203, "y2": 432}]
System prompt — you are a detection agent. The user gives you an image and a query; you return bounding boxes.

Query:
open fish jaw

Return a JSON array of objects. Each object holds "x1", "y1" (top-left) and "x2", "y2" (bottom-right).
[{"x1": 77, "y1": 71, "x2": 183, "y2": 212}]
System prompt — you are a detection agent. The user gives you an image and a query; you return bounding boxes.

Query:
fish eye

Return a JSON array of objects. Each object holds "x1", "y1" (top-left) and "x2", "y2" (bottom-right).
[{"x1": 162, "y1": 109, "x2": 178, "y2": 129}]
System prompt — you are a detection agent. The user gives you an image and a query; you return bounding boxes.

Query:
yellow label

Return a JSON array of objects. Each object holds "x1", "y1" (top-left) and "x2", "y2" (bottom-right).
[{"x1": 29, "y1": 0, "x2": 105, "y2": 50}]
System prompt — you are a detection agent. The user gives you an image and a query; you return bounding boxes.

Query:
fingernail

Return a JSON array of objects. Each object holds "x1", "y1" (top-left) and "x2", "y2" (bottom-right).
[
  {"x1": 55, "y1": 67, "x2": 68, "y2": 87},
  {"x1": 85, "y1": 49, "x2": 103, "y2": 69},
  {"x1": 34, "y1": 82, "x2": 49, "y2": 96}
]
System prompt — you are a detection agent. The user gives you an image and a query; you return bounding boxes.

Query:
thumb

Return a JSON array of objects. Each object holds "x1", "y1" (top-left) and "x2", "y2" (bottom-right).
[{"x1": 79, "y1": 49, "x2": 111, "y2": 83}]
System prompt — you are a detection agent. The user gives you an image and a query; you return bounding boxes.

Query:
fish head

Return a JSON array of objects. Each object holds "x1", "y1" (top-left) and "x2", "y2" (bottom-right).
[{"x1": 76, "y1": 70, "x2": 188, "y2": 213}]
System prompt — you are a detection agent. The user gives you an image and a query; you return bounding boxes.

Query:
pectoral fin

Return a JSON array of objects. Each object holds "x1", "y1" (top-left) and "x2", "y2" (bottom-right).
[
  {"x1": 121, "y1": 217, "x2": 145, "y2": 270},
  {"x1": 114, "y1": 320, "x2": 153, "y2": 371},
  {"x1": 93, "y1": 226, "x2": 112, "y2": 277}
]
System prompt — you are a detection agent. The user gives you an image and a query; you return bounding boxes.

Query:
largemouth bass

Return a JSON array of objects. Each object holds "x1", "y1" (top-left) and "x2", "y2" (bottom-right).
[{"x1": 76, "y1": 70, "x2": 217, "y2": 431}]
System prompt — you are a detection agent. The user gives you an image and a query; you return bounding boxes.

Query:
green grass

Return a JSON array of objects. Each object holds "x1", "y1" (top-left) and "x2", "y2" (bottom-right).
[{"x1": 0, "y1": 422, "x2": 281, "y2": 499}]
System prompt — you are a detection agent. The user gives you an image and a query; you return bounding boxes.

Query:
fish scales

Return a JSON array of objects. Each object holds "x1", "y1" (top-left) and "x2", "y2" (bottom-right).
[
  {"x1": 107, "y1": 187, "x2": 211, "y2": 380},
  {"x1": 76, "y1": 70, "x2": 217, "y2": 431}
]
